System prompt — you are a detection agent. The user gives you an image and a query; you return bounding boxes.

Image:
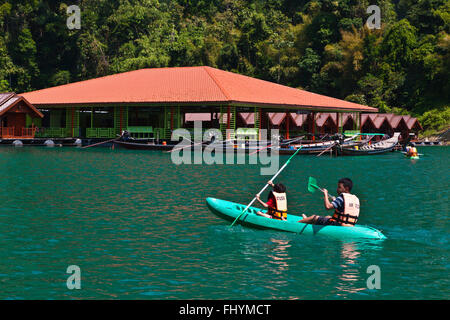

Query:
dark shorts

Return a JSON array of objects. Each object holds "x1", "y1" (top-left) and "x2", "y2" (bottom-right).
[{"x1": 315, "y1": 216, "x2": 341, "y2": 226}]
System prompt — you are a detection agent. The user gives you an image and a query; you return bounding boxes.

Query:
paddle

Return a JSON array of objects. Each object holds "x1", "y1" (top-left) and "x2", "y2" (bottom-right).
[
  {"x1": 249, "y1": 143, "x2": 271, "y2": 155},
  {"x1": 82, "y1": 137, "x2": 119, "y2": 149},
  {"x1": 249, "y1": 135, "x2": 305, "y2": 155},
  {"x1": 229, "y1": 146, "x2": 303, "y2": 227},
  {"x1": 316, "y1": 141, "x2": 337, "y2": 157},
  {"x1": 307, "y1": 176, "x2": 335, "y2": 200}
]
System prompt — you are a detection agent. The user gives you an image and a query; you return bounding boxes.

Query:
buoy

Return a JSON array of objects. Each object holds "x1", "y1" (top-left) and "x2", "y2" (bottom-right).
[
  {"x1": 12, "y1": 140, "x2": 23, "y2": 147},
  {"x1": 74, "y1": 138, "x2": 82, "y2": 147},
  {"x1": 44, "y1": 140, "x2": 55, "y2": 147}
]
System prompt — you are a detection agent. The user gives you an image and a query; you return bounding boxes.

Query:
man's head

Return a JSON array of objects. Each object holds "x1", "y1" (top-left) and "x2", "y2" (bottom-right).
[
  {"x1": 337, "y1": 178, "x2": 353, "y2": 194},
  {"x1": 274, "y1": 183, "x2": 286, "y2": 193}
]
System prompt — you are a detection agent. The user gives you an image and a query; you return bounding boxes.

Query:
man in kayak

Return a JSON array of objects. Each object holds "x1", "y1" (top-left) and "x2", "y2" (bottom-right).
[
  {"x1": 255, "y1": 181, "x2": 288, "y2": 221},
  {"x1": 298, "y1": 178, "x2": 360, "y2": 227}
]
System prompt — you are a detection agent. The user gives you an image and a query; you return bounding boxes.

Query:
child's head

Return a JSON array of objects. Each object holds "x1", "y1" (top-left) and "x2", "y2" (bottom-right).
[
  {"x1": 337, "y1": 178, "x2": 353, "y2": 194},
  {"x1": 273, "y1": 183, "x2": 286, "y2": 193}
]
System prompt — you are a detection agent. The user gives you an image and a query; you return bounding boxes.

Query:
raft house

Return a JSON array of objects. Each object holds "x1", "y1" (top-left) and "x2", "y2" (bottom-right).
[
  {"x1": 0, "y1": 93, "x2": 44, "y2": 144},
  {"x1": 1, "y1": 66, "x2": 420, "y2": 145}
]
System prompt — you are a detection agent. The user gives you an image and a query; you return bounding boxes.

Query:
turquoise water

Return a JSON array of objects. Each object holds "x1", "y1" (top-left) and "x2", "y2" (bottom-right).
[{"x1": 0, "y1": 146, "x2": 448, "y2": 299}]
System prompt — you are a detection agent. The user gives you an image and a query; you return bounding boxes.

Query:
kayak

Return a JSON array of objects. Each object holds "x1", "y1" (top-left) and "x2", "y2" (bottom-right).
[
  {"x1": 402, "y1": 151, "x2": 422, "y2": 159},
  {"x1": 403, "y1": 154, "x2": 420, "y2": 159},
  {"x1": 206, "y1": 197, "x2": 386, "y2": 240}
]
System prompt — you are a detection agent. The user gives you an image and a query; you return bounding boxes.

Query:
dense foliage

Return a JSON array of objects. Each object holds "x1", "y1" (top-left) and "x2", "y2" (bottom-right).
[{"x1": 0, "y1": 0, "x2": 449, "y2": 132}]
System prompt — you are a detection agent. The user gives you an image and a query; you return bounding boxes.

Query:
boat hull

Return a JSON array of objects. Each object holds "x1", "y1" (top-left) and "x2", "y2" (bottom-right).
[
  {"x1": 206, "y1": 198, "x2": 386, "y2": 240},
  {"x1": 113, "y1": 140, "x2": 174, "y2": 150},
  {"x1": 339, "y1": 145, "x2": 396, "y2": 155}
]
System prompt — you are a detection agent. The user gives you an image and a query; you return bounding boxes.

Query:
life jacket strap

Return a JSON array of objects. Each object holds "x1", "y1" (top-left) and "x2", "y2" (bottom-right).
[
  {"x1": 331, "y1": 211, "x2": 358, "y2": 225},
  {"x1": 268, "y1": 207, "x2": 287, "y2": 220}
]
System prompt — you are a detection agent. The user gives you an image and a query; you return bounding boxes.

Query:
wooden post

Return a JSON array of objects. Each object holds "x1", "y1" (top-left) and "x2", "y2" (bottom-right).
[
  {"x1": 285, "y1": 109, "x2": 289, "y2": 139},
  {"x1": 170, "y1": 106, "x2": 174, "y2": 130},
  {"x1": 71, "y1": 107, "x2": 74, "y2": 137},
  {"x1": 91, "y1": 107, "x2": 94, "y2": 128},
  {"x1": 312, "y1": 112, "x2": 316, "y2": 141},
  {"x1": 359, "y1": 112, "x2": 362, "y2": 140},
  {"x1": 258, "y1": 107, "x2": 262, "y2": 140},
  {"x1": 120, "y1": 107, "x2": 123, "y2": 133},
  {"x1": 226, "y1": 106, "x2": 230, "y2": 140},
  {"x1": 336, "y1": 113, "x2": 339, "y2": 134}
]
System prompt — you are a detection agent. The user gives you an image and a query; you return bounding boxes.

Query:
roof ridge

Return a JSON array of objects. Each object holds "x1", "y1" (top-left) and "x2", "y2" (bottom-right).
[
  {"x1": 0, "y1": 92, "x2": 16, "y2": 106},
  {"x1": 18, "y1": 69, "x2": 150, "y2": 95},
  {"x1": 20, "y1": 67, "x2": 214, "y2": 95},
  {"x1": 0, "y1": 94, "x2": 43, "y2": 118},
  {"x1": 202, "y1": 66, "x2": 232, "y2": 101}
]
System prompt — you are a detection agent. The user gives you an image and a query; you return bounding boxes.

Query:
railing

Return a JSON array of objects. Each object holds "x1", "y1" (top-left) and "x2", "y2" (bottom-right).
[
  {"x1": 1, "y1": 127, "x2": 15, "y2": 138},
  {"x1": 86, "y1": 128, "x2": 116, "y2": 138},
  {"x1": 21, "y1": 128, "x2": 36, "y2": 138},
  {"x1": 126, "y1": 126, "x2": 153, "y2": 139},
  {"x1": 34, "y1": 127, "x2": 67, "y2": 138},
  {"x1": 0, "y1": 127, "x2": 36, "y2": 139}
]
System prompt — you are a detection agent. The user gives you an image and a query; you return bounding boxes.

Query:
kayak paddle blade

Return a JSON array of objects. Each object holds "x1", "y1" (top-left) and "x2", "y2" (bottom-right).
[{"x1": 307, "y1": 177, "x2": 318, "y2": 193}]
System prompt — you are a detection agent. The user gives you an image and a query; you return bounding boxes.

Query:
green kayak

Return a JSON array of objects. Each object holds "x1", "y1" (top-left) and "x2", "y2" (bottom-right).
[{"x1": 206, "y1": 197, "x2": 386, "y2": 240}]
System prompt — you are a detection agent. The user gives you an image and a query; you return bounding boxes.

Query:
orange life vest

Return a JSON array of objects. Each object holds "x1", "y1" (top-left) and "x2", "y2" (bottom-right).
[
  {"x1": 268, "y1": 191, "x2": 287, "y2": 220},
  {"x1": 406, "y1": 146, "x2": 418, "y2": 157},
  {"x1": 330, "y1": 193, "x2": 360, "y2": 226}
]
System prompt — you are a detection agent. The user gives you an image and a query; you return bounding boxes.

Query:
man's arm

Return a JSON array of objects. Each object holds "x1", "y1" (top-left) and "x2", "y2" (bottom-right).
[{"x1": 323, "y1": 189, "x2": 334, "y2": 210}]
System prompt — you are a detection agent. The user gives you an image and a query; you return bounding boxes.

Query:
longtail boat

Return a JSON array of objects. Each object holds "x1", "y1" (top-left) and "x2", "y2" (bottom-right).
[
  {"x1": 113, "y1": 140, "x2": 174, "y2": 150},
  {"x1": 338, "y1": 133, "x2": 400, "y2": 155}
]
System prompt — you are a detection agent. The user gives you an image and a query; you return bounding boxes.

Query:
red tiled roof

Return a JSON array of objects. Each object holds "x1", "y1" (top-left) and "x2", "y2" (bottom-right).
[
  {"x1": 406, "y1": 117, "x2": 422, "y2": 130},
  {"x1": 0, "y1": 93, "x2": 43, "y2": 118},
  {"x1": 390, "y1": 115, "x2": 404, "y2": 128},
  {"x1": 267, "y1": 112, "x2": 286, "y2": 126},
  {"x1": 238, "y1": 113, "x2": 255, "y2": 125},
  {"x1": 316, "y1": 113, "x2": 331, "y2": 127},
  {"x1": 316, "y1": 113, "x2": 341, "y2": 127},
  {"x1": 360, "y1": 113, "x2": 422, "y2": 130},
  {"x1": 373, "y1": 116, "x2": 390, "y2": 129},
  {"x1": 289, "y1": 113, "x2": 308, "y2": 127},
  {"x1": 21, "y1": 66, "x2": 377, "y2": 112}
]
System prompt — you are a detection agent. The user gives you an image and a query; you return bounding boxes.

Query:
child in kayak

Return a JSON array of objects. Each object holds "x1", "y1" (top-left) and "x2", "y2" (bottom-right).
[
  {"x1": 298, "y1": 178, "x2": 360, "y2": 227},
  {"x1": 255, "y1": 181, "x2": 288, "y2": 221}
]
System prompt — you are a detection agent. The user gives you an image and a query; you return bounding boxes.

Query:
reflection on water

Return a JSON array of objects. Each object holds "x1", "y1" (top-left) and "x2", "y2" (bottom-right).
[
  {"x1": 336, "y1": 242, "x2": 364, "y2": 297},
  {"x1": 267, "y1": 239, "x2": 292, "y2": 275},
  {"x1": 0, "y1": 147, "x2": 448, "y2": 299}
]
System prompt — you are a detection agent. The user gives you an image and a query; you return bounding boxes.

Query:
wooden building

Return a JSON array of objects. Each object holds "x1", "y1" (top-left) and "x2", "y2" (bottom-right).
[
  {"x1": 0, "y1": 93, "x2": 44, "y2": 139},
  {"x1": 20, "y1": 66, "x2": 377, "y2": 141}
]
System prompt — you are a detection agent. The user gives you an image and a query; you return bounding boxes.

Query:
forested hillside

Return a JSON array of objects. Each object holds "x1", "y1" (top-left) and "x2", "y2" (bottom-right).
[{"x1": 0, "y1": 0, "x2": 449, "y2": 133}]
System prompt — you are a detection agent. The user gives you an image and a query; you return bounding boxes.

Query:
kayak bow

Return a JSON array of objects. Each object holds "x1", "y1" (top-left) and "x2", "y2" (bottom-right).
[{"x1": 206, "y1": 197, "x2": 386, "y2": 240}]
